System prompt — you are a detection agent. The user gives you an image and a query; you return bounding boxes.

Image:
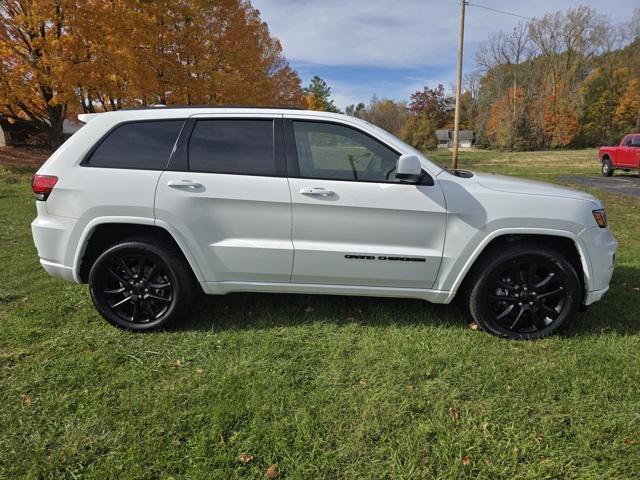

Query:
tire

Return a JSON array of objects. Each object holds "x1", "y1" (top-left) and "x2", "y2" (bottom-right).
[
  {"x1": 88, "y1": 237, "x2": 198, "y2": 331},
  {"x1": 601, "y1": 157, "x2": 614, "y2": 177},
  {"x1": 467, "y1": 243, "x2": 581, "y2": 340}
]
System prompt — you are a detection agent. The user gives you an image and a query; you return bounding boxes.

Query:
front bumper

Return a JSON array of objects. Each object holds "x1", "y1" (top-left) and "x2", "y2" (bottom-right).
[{"x1": 578, "y1": 226, "x2": 617, "y2": 305}]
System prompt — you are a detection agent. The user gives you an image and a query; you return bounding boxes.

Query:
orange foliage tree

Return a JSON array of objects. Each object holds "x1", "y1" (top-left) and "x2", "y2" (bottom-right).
[{"x1": 0, "y1": 0, "x2": 303, "y2": 148}]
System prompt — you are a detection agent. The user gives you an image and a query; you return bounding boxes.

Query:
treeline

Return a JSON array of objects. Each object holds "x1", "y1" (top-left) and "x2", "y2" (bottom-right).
[
  {"x1": 345, "y1": 7, "x2": 640, "y2": 151},
  {"x1": 0, "y1": 0, "x2": 303, "y2": 148}
]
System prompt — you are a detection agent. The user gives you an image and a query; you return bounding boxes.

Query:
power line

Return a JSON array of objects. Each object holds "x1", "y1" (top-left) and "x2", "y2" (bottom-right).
[{"x1": 466, "y1": 2, "x2": 533, "y2": 21}]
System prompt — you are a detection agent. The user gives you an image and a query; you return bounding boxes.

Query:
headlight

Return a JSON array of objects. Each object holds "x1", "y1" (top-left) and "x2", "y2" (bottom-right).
[{"x1": 592, "y1": 209, "x2": 607, "y2": 228}]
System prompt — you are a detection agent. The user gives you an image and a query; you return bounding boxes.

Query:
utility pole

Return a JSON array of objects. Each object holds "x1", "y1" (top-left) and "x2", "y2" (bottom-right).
[{"x1": 452, "y1": 0, "x2": 466, "y2": 170}]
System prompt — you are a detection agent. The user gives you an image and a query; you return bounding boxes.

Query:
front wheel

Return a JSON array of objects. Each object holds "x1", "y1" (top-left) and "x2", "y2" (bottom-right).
[
  {"x1": 601, "y1": 158, "x2": 614, "y2": 177},
  {"x1": 89, "y1": 238, "x2": 197, "y2": 331},
  {"x1": 467, "y1": 243, "x2": 581, "y2": 340}
]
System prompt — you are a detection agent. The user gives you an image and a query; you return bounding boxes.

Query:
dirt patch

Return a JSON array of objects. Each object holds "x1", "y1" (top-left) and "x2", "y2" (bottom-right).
[
  {"x1": 557, "y1": 175, "x2": 640, "y2": 197},
  {"x1": 0, "y1": 146, "x2": 49, "y2": 170}
]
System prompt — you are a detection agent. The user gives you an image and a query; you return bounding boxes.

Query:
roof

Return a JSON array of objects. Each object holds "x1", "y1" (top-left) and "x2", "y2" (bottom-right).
[
  {"x1": 435, "y1": 130, "x2": 450, "y2": 141},
  {"x1": 458, "y1": 130, "x2": 474, "y2": 141},
  {"x1": 434, "y1": 129, "x2": 474, "y2": 141},
  {"x1": 77, "y1": 107, "x2": 364, "y2": 126}
]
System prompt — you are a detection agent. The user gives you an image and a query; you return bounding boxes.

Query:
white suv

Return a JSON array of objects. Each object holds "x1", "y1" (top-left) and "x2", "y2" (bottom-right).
[{"x1": 31, "y1": 107, "x2": 617, "y2": 339}]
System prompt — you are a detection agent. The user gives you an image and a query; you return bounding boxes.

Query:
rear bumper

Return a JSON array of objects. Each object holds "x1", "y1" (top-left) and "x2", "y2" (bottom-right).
[
  {"x1": 39, "y1": 259, "x2": 75, "y2": 282},
  {"x1": 31, "y1": 202, "x2": 79, "y2": 282}
]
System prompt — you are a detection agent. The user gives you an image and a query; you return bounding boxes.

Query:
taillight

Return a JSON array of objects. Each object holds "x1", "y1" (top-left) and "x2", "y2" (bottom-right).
[{"x1": 32, "y1": 174, "x2": 58, "y2": 201}]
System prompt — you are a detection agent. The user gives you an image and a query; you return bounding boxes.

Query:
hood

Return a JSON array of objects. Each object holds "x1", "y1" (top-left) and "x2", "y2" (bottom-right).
[{"x1": 472, "y1": 172, "x2": 600, "y2": 205}]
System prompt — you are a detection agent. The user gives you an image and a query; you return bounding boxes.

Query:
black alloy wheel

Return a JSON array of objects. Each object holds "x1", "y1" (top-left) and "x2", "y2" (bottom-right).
[
  {"x1": 89, "y1": 239, "x2": 197, "y2": 331},
  {"x1": 468, "y1": 244, "x2": 581, "y2": 339}
]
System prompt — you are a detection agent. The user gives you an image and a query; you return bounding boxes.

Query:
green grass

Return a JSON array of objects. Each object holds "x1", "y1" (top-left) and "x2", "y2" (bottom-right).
[{"x1": 1, "y1": 149, "x2": 639, "y2": 479}]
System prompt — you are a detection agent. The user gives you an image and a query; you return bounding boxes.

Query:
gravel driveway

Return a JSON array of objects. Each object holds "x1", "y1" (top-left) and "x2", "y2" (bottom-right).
[{"x1": 557, "y1": 175, "x2": 640, "y2": 197}]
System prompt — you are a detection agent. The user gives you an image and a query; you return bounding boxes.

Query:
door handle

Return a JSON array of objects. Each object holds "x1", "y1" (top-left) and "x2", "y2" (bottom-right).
[
  {"x1": 300, "y1": 187, "x2": 335, "y2": 196},
  {"x1": 167, "y1": 180, "x2": 203, "y2": 190}
]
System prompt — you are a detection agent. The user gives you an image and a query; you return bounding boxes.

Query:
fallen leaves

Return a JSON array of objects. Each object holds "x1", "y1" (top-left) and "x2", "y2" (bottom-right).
[
  {"x1": 468, "y1": 322, "x2": 480, "y2": 331},
  {"x1": 20, "y1": 394, "x2": 31, "y2": 406},
  {"x1": 265, "y1": 464, "x2": 278, "y2": 478},
  {"x1": 449, "y1": 406, "x2": 460, "y2": 421},
  {"x1": 481, "y1": 421, "x2": 490, "y2": 433},
  {"x1": 461, "y1": 455, "x2": 472, "y2": 466},
  {"x1": 238, "y1": 453, "x2": 254, "y2": 464},
  {"x1": 175, "y1": 359, "x2": 184, "y2": 367}
]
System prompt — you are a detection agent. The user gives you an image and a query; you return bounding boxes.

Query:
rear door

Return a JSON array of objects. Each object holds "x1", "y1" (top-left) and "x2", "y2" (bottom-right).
[
  {"x1": 155, "y1": 115, "x2": 293, "y2": 283},
  {"x1": 284, "y1": 118, "x2": 447, "y2": 289}
]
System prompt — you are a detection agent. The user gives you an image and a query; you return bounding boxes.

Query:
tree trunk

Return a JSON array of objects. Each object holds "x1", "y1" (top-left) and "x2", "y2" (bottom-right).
[{"x1": 46, "y1": 103, "x2": 67, "y2": 151}]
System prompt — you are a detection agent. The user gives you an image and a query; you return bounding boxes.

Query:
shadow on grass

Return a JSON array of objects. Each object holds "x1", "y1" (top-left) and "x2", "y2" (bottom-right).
[
  {"x1": 177, "y1": 291, "x2": 471, "y2": 333},
  {"x1": 176, "y1": 266, "x2": 640, "y2": 338}
]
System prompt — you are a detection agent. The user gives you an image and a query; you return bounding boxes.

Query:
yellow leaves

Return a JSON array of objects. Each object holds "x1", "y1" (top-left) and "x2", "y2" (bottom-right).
[
  {"x1": 1, "y1": 0, "x2": 302, "y2": 139},
  {"x1": 449, "y1": 406, "x2": 461, "y2": 421},
  {"x1": 265, "y1": 464, "x2": 278, "y2": 478},
  {"x1": 238, "y1": 453, "x2": 254, "y2": 464},
  {"x1": 20, "y1": 394, "x2": 31, "y2": 406}
]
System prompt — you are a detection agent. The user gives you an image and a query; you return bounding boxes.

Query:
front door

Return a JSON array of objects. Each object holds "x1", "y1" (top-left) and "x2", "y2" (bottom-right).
[
  {"x1": 155, "y1": 116, "x2": 293, "y2": 283},
  {"x1": 619, "y1": 135, "x2": 635, "y2": 167},
  {"x1": 285, "y1": 119, "x2": 447, "y2": 289}
]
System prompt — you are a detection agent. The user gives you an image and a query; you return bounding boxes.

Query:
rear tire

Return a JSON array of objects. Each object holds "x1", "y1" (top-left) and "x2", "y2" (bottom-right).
[
  {"x1": 88, "y1": 238, "x2": 198, "y2": 331},
  {"x1": 601, "y1": 158, "x2": 614, "y2": 177},
  {"x1": 467, "y1": 243, "x2": 581, "y2": 340}
]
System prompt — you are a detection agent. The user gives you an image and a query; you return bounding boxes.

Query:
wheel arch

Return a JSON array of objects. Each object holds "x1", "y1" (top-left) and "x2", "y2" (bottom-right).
[
  {"x1": 73, "y1": 219, "x2": 205, "y2": 284},
  {"x1": 448, "y1": 230, "x2": 591, "y2": 302}
]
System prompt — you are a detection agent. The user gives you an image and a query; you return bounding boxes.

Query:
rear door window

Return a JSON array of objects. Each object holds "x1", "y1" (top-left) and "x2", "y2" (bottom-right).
[
  {"x1": 188, "y1": 119, "x2": 275, "y2": 176},
  {"x1": 86, "y1": 120, "x2": 184, "y2": 169}
]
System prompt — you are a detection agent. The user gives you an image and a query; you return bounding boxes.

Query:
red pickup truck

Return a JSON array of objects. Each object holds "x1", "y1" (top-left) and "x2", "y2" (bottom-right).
[{"x1": 599, "y1": 133, "x2": 640, "y2": 176}]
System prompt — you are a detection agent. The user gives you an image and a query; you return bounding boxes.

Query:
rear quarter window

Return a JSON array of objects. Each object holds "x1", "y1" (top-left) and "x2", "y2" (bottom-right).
[{"x1": 85, "y1": 120, "x2": 184, "y2": 169}]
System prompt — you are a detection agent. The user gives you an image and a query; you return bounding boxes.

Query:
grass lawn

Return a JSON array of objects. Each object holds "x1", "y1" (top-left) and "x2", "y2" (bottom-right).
[{"x1": 1, "y1": 147, "x2": 639, "y2": 479}]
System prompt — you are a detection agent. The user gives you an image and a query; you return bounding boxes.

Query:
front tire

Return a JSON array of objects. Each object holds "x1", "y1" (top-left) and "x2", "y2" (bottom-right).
[
  {"x1": 467, "y1": 243, "x2": 581, "y2": 340},
  {"x1": 89, "y1": 238, "x2": 197, "y2": 331},
  {"x1": 601, "y1": 158, "x2": 614, "y2": 177}
]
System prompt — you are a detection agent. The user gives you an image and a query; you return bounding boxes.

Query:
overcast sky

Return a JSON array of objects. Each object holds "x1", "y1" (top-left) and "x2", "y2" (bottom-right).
[{"x1": 252, "y1": 0, "x2": 637, "y2": 109}]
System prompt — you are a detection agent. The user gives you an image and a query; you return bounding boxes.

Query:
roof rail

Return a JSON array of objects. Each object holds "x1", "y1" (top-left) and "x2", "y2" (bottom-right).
[{"x1": 121, "y1": 104, "x2": 305, "y2": 111}]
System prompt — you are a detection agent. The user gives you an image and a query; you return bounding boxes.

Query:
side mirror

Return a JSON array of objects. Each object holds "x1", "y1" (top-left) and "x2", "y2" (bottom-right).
[{"x1": 395, "y1": 154, "x2": 424, "y2": 183}]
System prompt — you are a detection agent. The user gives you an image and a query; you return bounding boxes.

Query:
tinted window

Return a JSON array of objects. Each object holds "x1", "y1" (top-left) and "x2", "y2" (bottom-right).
[
  {"x1": 631, "y1": 135, "x2": 640, "y2": 147},
  {"x1": 188, "y1": 120, "x2": 275, "y2": 175},
  {"x1": 292, "y1": 121, "x2": 400, "y2": 182},
  {"x1": 87, "y1": 121, "x2": 183, "y2": 169},
  {"x1": 623, "y1": 135, "x2": 633, "y2": 146}
]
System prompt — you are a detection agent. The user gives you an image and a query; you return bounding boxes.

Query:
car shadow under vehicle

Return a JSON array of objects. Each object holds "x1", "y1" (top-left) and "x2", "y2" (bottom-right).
[{"x1": 176, "y1": 291, "x2": 471, "y2": 333}]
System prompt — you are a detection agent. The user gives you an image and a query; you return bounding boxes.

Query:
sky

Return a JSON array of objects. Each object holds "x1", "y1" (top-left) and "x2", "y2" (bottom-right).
[{"x1": 252, "y1": 0, "x2": 637, "y2": 109}]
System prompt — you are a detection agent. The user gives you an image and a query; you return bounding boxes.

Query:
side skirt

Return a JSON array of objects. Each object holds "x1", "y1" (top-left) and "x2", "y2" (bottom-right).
[{"x1": 200, "y1": 281, "x2": 453, "y2": 303}]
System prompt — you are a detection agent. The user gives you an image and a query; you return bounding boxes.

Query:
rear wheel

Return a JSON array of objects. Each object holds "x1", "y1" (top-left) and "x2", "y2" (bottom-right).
[
  {"x1": 601, "y1": 157, "x2": 614, "y2": 177},
  {"x1": 89, "y1": 238, "x2": 197, "y2": 331},
  {"x1": 467, "y1": 243, "x2": 581, "y2": 340}
]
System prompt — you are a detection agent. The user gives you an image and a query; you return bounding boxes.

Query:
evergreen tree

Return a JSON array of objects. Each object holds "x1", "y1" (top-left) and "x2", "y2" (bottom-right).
[{"x1": 303, "y1": 76, "x2": 340, "y2": 113}]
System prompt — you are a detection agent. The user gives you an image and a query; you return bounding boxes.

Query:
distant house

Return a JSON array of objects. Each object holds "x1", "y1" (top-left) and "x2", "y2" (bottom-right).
[{"x1": 435, "y1": 129, "x2": 474, "y2": 149}]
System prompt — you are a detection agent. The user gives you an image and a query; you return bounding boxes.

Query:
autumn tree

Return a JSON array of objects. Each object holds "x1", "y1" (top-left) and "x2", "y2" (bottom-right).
[
  {"x1": 345, "y1": 95, "x2": 407, "y2": 135},
  {"x1": 0, "y1": 0, "x2": 303, "y2": 149},
  {"x1": 0, "y1": 1, "x2": 76, "y2": 148},
  {"x1": 400, "y1": 84, "x2": 453, "y2": 151},
  {"x1": 303, "y1": 76, "x2": 340, "y2": 112}
]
